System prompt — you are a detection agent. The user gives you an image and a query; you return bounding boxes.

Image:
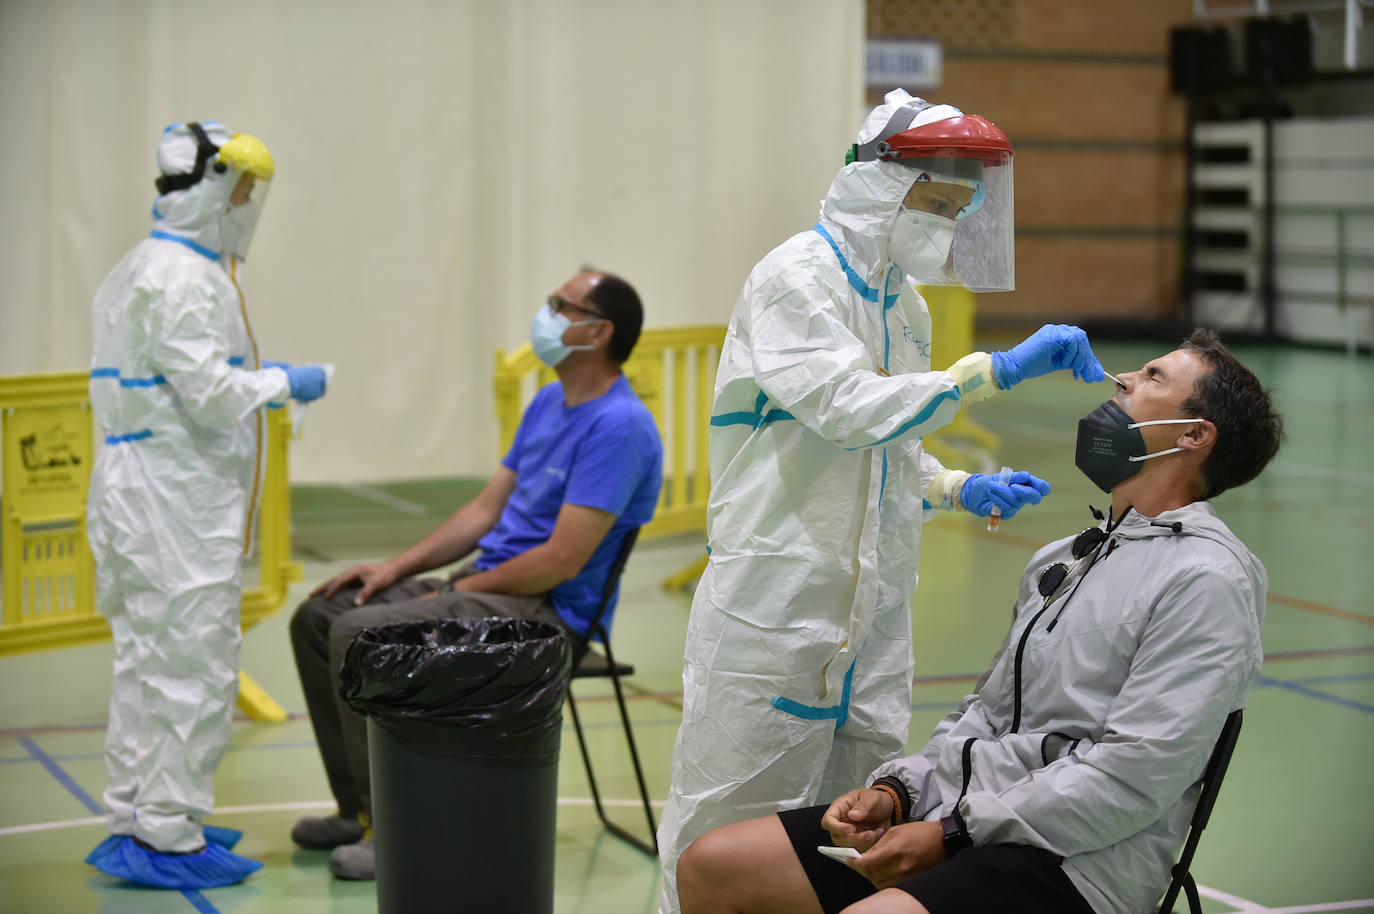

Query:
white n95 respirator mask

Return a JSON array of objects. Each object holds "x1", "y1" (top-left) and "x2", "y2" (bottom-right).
[{"x1": 889, "y1": 208, "x2": 956, "y2": 282}]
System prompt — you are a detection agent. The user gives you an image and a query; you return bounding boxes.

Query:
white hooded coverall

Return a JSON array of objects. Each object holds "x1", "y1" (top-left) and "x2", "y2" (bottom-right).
[
  {"x1": 87, "y1": 122, "x2": 291, "y2": 852},
  {"x1": 658, "y1": 100, "x2": 985, "y2": 911}
]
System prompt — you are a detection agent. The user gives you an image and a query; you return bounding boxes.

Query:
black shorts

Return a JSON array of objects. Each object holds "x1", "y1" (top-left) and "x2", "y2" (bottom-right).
[{"x1": 778, "y1": 805, "x2": 1096, "y2": 914}]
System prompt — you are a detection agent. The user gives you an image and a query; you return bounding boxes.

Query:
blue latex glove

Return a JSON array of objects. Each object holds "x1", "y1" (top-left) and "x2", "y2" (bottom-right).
[
  {"x1": 287, "y1": 365, "x2": 327, "y2": 402},
  {"x1": 961, "y1": 471, "x2": 1051, "y2": 518},
  {"x1": 991, "y1": 324, "x2": 1105, "y2": 388}
]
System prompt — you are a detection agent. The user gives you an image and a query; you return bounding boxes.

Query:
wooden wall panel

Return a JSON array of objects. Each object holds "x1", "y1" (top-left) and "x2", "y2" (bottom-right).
[
  {"x1": 1016, "y1": 0, "x2": 1193, "y2": 55},
  {"x1": 868, "y1": 0, "x2": 1016, "y2": 48},
  {"x1": 1015, "y1": 147, "x2": 1183, "y2": 229},
  {"x1": 867, "y1": 0, "x2": 1193, "y2": 328},
  {"x1": 983, "y1": 237, "x2": 1180, "y2": 322},
  {"x1": 933, "y1": 59, "x2": 1183, "y2": 143}
]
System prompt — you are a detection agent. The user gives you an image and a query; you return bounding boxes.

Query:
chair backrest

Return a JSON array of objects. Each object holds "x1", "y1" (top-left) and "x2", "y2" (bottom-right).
[
  {"x1": 1158, "y1": 708, "x2": 1244, "y2": 913},
  {"x1": 576, "y1": 527, "x2": 641, "y2": 653}
]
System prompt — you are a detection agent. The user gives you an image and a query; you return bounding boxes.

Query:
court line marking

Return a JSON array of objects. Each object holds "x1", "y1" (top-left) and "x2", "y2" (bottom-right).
[
  {"x1": 18, "y1": 735, "x2": 102, "y2": 816},
  {"x1": 1262, "y1": 903, "x2": 1374, "y2": 913},
  {"x1": 339, "y1": 484, "x2": 429, "y2": 516},
  {"x1": 19, "y1": 735, "x2": 218, "y2": 913},
  {"x1": 1264, "y1": 646, "x2": 1374, "y2": 663},
  {"x1": 939, "y1": 515, "x2": 1373, "y2": 628},
  {"x1": 1199, "y1": 882, "x2": 1270, "y2": 910},
  {"x1": 1288, "y1": 671, "x2": 1374, "y2": 685},
  {"x1": 7, "y1": 811, "x2": 1371, "y2": 914},
  {"x1": 0, "y1": 796, "x2": 669, "y2": 838},
  {"x1": 1267, "y1": 593, "x2": 1374, "y2": 627},
  {"x1": 1198, "y1": 882, "x2": 1374, "y2": 912},
  {"x1": 181, "y1": 890, "x2": 218, "y2": 914},
  {"x1": 1256, "y1": 675, "x2": 1374, "y2": 715},
  {"x1": 9, "y1": 783, "x2": 1371, "y2": 913}
]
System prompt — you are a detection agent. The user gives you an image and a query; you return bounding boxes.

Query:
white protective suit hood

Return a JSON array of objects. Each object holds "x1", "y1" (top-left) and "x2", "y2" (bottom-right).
[
  {"x1": 818, "y1": 90, "x2": 964, "y2": 287},
  {"x1": 151, "y1": 121, "x2": 269, "y2": 261}
]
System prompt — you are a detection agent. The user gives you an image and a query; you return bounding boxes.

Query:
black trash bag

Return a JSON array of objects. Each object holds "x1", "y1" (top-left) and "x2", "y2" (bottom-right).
[{"x1": 339, "y1": 617, "x2": 571, "y2": 767}]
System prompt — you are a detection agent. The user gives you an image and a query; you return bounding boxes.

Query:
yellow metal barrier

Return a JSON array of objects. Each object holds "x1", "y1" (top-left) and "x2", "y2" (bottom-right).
[
  {"x1": 0, "y1": 370, "x2": 301, "y2": 721},
  {"x1": 495, "y1": 325, "x2": 726, "y2": 546},
  {"x1": 492, "y1": 297, "x2": 989, "y2": 584}
]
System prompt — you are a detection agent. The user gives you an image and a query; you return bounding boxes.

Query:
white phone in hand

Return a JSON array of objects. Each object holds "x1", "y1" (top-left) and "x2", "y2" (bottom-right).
[{"x1": 816, "y1": 845, "x2": 860, "y2": 863}]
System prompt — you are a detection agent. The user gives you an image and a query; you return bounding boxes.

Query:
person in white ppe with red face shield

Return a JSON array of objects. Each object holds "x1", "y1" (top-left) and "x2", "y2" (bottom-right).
[
  {"x1": 84, "y1": 121, "x2": 328, "y2": 889},
  {"x1": 657, "y1": 90, "x2": 1106, "y2": 912}
]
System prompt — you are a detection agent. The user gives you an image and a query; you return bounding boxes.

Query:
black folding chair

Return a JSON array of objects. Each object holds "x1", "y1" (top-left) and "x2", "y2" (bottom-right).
[
  {"x1": 565, "y1": 528, "x2": 659, "y2": 856},
  {"x1": 1158, "y1": 709, "x2": 1244, "y2": 914}
]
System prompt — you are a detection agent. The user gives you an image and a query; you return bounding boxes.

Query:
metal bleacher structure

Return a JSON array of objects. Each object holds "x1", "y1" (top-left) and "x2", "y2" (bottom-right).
[
  {"x1": 1189, "y1": 116, "x2": 1374, "y2": 353},
  {"x1": 1180, "y1": 2, "x2": 1374, "y2": 353}
]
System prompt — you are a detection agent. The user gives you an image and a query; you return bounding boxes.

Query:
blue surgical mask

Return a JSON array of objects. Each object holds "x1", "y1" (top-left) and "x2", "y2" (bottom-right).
[{"x1": 530, "y1": 304, "x2": 601, "y2": 368}]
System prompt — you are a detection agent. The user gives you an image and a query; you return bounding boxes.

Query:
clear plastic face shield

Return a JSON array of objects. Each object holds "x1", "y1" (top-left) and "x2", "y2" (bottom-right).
[
  {"x1": 216, "y1": 133, "x2": 275, "y2": 261},
  {"x1": 937, "y1": 151, "x2": 1012, "y2": 292},
  {"x1": 854, "y1": 108, "x2": 1015, "y2": 292}
]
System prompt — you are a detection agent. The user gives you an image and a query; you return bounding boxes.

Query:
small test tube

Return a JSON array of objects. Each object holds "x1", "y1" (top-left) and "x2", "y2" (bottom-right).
[{"x1": 987, "y1": 465, "x2": 1014, "y2": 533}]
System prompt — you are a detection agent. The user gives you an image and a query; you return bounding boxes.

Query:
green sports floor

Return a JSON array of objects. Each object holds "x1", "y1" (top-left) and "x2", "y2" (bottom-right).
[{"x1": 1, "y1": 339, "x2": 1371, "y2": 913}]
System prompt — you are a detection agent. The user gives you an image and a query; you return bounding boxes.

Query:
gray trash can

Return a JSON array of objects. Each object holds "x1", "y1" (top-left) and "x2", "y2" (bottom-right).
[{"x1": 340, "y1": 617, "x2": 571, "y2": 914}]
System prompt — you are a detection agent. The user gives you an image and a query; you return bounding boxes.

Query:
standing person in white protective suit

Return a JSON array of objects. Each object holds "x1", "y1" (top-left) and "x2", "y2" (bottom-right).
[
  {"x1": 84, "y1": 121, "x2": 329, "y2": 890},
  {"x1": 657, "y1": 90, "x2": 1107, "y2": 912}
]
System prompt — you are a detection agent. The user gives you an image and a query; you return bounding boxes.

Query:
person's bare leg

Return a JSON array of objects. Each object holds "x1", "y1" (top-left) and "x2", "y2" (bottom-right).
[
  {"x1": 840, "y1": 889, "x2": 930, "y2": 914},
  {"x1": 678, "y1": 814, "x2": 825, "y2": 914}
]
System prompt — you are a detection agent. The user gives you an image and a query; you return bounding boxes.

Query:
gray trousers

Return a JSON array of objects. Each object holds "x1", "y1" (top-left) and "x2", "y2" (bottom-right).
[{"x1": 289, "y1": 566, "x2": 570, "y2": 819}]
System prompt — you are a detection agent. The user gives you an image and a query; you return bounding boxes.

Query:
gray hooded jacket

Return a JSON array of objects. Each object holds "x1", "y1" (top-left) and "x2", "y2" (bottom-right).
[{"x1": 869, "y1": 501, "x2": 1266, "y2": 914}]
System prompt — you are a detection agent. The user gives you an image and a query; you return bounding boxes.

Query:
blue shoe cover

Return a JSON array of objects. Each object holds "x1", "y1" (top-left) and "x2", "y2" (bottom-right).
[
  {"x1": 85, "y1": 834, "x2": 262, "y2": 889},
  {"x1": 84, "y1": 833, "x2": 126, "y2": 865},
  {"x1": 202, "y1": 825, "x2": 243, "y2": 850},
  {"x1": 87, "y1": 825, "x2": 240, "y2": 858}
]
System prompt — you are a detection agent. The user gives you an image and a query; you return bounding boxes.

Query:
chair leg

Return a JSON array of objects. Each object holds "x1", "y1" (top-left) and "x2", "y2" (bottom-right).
[
  {"x1": 566, "y1": 687, "x2": 612, "y2": 827},
  {"x1": 605, "y1": 665, "x2": 659, "y2": 857},
  {"x1": 1183, "y1": 874, "x2": 1202, "y2": 914},
  {"x1": 566, "y1": 678, "x2": 659, "y2": 857}
]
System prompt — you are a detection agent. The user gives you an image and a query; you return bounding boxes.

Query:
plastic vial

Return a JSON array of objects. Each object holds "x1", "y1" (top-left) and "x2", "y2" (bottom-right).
[{"x1": 987, "y1": 465, "x2": 1014, "y2": 533}]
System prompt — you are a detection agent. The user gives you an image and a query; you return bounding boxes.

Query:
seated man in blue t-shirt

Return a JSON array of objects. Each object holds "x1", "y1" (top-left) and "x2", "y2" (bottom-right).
[{"x1": 289, "y1": 269, "x2": 663, "y2": 880}]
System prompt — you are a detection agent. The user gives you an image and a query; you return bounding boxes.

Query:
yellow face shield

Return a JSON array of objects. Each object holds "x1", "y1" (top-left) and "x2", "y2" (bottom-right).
[
  {"x1": 216, "y1": 134, "x2": 273, "y2": 262},
  {"x1": 216, "y1": 133, "x2": 275, "y2": 181}
]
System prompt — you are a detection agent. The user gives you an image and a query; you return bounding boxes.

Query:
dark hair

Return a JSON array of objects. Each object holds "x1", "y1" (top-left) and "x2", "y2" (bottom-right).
[
  {"x1": 583, "y1": 269, "x2": 643, "y2": 363},
  {"x1": 1178, "y1": 328, "x2": 1284, "y2": 499}
]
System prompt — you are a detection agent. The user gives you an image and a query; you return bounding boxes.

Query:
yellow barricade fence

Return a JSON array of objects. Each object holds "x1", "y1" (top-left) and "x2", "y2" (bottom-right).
[
  {"x1": 492, "y1": 295, "x2": 988, "y2": 585},
  {"x1": 918, "y1": 285, "x2": 1001, "y2": 467},
  {"x1": 495, "y1": 325, "x2": 726, "y2": 586},
  {"x1": 0, "y1": 370, "x2": 301, "y2": 722}
]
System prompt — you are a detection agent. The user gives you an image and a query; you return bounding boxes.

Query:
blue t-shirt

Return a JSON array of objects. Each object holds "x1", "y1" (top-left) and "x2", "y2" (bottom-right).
[{"x1": 475, "y1": 375, "x2": 663, "y2": 638}]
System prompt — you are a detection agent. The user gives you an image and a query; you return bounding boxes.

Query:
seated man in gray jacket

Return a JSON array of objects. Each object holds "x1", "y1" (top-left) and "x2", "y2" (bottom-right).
[{"x1": 677, "y1": 329, "x2": 1283, "y2": 914}]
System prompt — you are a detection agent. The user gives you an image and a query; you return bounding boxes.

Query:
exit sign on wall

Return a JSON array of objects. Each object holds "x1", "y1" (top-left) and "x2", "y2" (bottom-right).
[{"x1": 866, "y1": 38, "x2": 942, "y2": 91}]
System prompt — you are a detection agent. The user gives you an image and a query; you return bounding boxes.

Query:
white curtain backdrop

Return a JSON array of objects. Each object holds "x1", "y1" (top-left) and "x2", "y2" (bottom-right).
[{"x1": 0, "y1": 0, "x2": 863, "y2": 483}]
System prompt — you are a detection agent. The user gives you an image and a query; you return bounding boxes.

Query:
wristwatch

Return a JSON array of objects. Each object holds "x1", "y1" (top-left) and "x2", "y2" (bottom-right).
[{"x1": 940, "y1": 814, "x2": 972, "y2": 859}]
